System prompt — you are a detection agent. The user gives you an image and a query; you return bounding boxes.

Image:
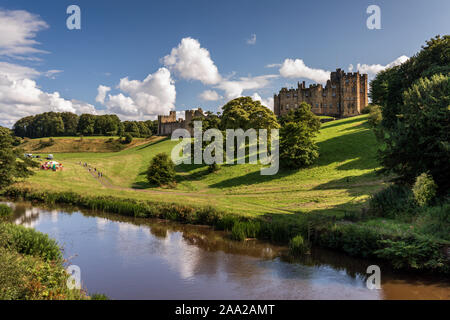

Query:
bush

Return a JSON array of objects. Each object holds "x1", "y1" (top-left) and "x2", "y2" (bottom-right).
[
  {"x1": 0, "y1": 223, "x2": 62, "y2": 261},
  {"x1": 369, "y1": 185, "x2": 417, "y2": 219},
  {"x1": 146, "y1": 153, "x2": 176, "y2": 187},
  {"x1": 289, "y1": 235, "x2": 310, "y2": 256},
  {"x1": 367, "y1": 105, "x2": 382, "y2": 127},
  {"x1": 412, "y1": 173, "x2": 437, "y2": 206},
  {"x1": 375, "y1": 237, "x2": 448, "y2": 271},
  {"x1": 123, "y1": 133, "x2": 133, "y2": 144},
  {"x1": 415, "y1": 202, "x2": 450, "y2": 240},
  {"x1": 0, "y1": 204, "x2": 12, "y2": 217}
]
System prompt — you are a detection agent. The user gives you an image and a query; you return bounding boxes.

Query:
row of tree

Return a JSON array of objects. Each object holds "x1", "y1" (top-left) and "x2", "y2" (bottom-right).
[
  {"x1": 370, "y1": 35, "x2": 449, "y2": 193},
  {"x1": 13, "y1": 112, "x2": 158, "y2": 139}
]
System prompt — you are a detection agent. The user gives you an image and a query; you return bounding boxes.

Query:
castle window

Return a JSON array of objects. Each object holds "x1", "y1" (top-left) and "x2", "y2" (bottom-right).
[
  {"x1": 332, "y1": 85, "x2": 336, "y2": 89},
  {"x1": 286, "y1": 94, "x2": 290, "y2": 98},
  {"x1": 332, "y1": 92, "x2": 336, "y2": 97},
  {"x1": 345, "y1": 80, "x2": 349, "y2": 84},
  {"x1": 315, "y1": 103, "x2": 319, "y2": 108},
  {"x1": 294, "y1": 94, "x2": 298, "y2": 97}
]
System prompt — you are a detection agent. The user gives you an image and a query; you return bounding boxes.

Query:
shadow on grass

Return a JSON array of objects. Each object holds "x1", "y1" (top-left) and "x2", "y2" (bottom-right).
[
  {"x1": 320, "y1": 116, "x2": 367, "y2": 130},
  {"x1": 316, "y1": 124, "x2": 378, "y2": 171},
  {"x1": 209, "y1": 168, "x2": 296, "y2": 189},
  {"x1": 136, "y1": 137, "x2": 170, "y2": 150}
]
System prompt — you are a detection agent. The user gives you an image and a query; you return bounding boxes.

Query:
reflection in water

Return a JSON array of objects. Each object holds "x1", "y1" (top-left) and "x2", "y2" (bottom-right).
[{"x1": 4, "y1": 202, "x2": 450, "y2": 300}]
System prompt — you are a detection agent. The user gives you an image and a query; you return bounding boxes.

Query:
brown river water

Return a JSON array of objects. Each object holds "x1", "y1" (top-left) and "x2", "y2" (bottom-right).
[{"x1": 4, "y1": 202, "x2": 450, "y2": 300}]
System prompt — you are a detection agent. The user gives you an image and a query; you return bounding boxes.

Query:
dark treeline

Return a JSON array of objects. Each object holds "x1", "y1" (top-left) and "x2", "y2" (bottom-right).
[{"x1": 13, "y1": 112, "x2": 158, "y2": 139}]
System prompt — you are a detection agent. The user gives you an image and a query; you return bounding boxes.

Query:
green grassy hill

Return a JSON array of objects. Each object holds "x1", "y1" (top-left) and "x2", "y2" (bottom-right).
[
  {"x1": 20, "y1": 136, "x2": 159, "y2": 153},
  {"x1": 18, "y1": 115, "x2": 385, "y2": 217}
]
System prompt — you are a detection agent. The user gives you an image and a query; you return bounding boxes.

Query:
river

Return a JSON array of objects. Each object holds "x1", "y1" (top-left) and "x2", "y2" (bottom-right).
[{"x1": 4, "y1": 202, "x2": 450, "y2": 300}]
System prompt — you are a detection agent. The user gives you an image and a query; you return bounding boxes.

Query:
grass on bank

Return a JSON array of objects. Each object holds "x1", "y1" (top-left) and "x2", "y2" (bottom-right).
[{"x1": 0, "y1": 213, "x2": 89, "y2": 300}]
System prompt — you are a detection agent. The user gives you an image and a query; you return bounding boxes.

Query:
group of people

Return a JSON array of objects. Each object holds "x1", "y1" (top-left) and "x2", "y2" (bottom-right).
[
  {"x1": 41, "y1": 161, "x2": 63, "y2": 171},
  {"x1": 80, "y1": 162, "x2": 104, "y2": 179}
]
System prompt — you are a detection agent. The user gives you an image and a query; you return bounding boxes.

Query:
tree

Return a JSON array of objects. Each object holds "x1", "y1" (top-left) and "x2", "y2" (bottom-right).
[
  {"x1": 370, "y1": 36, "x2": 450, "y2": 192},
  {"x1": 123, "y1": 133, "x2": 133, "y2": 144},
  {"x1": 221, "y1": 97, "x2": 279, "y2": 131},
  {"x1": 77, "y1": 114, "x2": 96, "y2": 135},
  {"x1": 146, "y1": 153, "x2": 176, "y2": 187},
  {"x1": 279, "y1": 103, "x2": 321, "y2": 169},
  {"x1": 0, "y1": 128, "x2": 37, "y2": 190},
  {"x1": 377, "y1": 74, "x2": 450, "y2": 191},
  {"x1": 60, "y1": 112, "x2": 79, "y2": 136}
]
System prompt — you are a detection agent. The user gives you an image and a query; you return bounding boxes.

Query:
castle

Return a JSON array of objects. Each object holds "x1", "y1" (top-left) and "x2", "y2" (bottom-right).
[
  {"x1": 274, "y1": 69, "x2": 368, "y2": 118},
  {"x1": 157, "y1": 108, "x2": 205, "y2": 136}
]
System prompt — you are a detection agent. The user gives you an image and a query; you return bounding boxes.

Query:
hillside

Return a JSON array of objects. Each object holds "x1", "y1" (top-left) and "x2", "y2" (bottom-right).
[
  {"x1": 20, "y1": 136, "x2": 163, "y2": 153},
  {"x1": 17, "y1": 115, "x2": 385, "y2": 217}
]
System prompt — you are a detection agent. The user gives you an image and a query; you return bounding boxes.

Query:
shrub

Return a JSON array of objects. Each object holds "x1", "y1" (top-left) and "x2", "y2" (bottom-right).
[
  {"x1": 367, "y1": 105, "x2": 382, "y2": 127},
  {"x1": 369, "y1": 185, "x2": 417, "y2": 219},
  {"x1": 0, "y1": 223, "x2": 62, "y2": 261},
  {"x1": 123, "y1": 133, "x2": 133, "y2": 144},
  {"x1": 146, "y1": 153, "x2": 176, "y2": 187},
  {"x1": 415, "y1": 202, "x2": 450, "y2": 240},
  {"x1": 412, "y1": 173, "x2": 437, "y2": 206},
  {"x1": 375, "y1": 237, "x2": 448, "y2": 271},
  {"x1": 0, "y1": 204, "x2": 12, "y2": 217},
  {"x1": 289, "y1": 235, "x2": 310, "y2": 256}
]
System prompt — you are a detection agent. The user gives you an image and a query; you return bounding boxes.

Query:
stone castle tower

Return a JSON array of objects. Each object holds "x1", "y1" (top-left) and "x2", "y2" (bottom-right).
[
  {"x1": 157, "y1": 108, "x2": 204, "y2": 136},
  {"x1": 274, "y1": 69, "x2": 368, "y2": 118}
]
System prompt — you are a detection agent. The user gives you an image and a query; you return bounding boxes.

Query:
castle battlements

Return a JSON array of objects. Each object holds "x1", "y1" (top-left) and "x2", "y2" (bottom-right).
[{"x1": 274, "y1": 68, "x2": 368, "y2": 118}]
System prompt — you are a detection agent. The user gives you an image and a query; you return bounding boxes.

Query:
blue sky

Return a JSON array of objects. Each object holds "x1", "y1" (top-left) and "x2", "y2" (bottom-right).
[{"x1": 0, "y1": 0, "x2": 449, "y2": 126}]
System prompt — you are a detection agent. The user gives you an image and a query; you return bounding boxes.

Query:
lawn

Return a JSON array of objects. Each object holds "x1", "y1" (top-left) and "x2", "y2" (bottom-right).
[{"x1": 17, "y1": 115, "x2": 386, "y2": 217}]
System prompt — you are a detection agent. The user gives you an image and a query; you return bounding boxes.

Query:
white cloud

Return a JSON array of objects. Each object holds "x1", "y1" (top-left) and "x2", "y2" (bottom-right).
[
  {"x1": 199, "y1": 90, "x2": 222, "y2": 101},
  {"x1": 216, "y1": 74, "x2": 278, "y2": 100},
  {"x1": 279, "y1": 59, "x2": 331, "y2": 84},
  {"x1": 0, "y1": 9, "x2": 49, "y2": 59},
  {"x1": 0, "y1": 61, "x2": 40, "y2": 80},
  {"x1": 0, "y1": 73, "x2": 96, "y2": 127},
  {"x1": 266, "y1": 63, "x2": 282, "y2": 68},
  {"x1": 246, "y1": 34, "x2": 256, "y2": 45},
  {"x1": 101, "y1": 67, "x2": 176, "y2": 120},
  {"x1": 349, "y1": 55, "x2": 409, "y2": 78},
  {"x1": 251, "y1": 93, "x2": 274, "y2": 111},
  {"x1": 43, "y1": 69, "x2": 63, "y2": 79},
  {"x1": 95, "y1": 85, "x2": 111, "y2": 104},
  {"x1": 162, "y1": 37, "x2": 221, "y2": 85}
]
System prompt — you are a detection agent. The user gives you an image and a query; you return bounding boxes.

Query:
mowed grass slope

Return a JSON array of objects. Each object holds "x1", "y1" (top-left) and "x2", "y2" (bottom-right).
[
  {"x1": 21, "y1": 136, "x2": 156, "y2": 153},
  {"x1": 18, "y1": 115, "x2": 386, "y2": 217}
]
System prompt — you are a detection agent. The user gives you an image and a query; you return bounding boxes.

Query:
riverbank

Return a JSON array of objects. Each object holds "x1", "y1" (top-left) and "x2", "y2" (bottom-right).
[
  {"x1": 4, "y1": 187, "x2": 449, "y2": 275},
  {"x1": 0, "y1": 211, "x2": 89, "y2": 300}
]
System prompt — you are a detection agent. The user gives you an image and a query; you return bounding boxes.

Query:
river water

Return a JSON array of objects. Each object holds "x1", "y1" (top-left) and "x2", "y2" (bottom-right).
[{"x1": 5, "y1": 202, "x2": 450, "y2": 300}]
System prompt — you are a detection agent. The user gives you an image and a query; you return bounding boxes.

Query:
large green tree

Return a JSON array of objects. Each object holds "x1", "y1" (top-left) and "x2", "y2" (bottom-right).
[
  {"x1": 370, "y1": 35, "x2": 450, "y2": 192},
  {"x1": 279, "y1": 103, "x2": 321, "y2": 169},
  {"x1": 0, "y1": 128, "x2": 37, "y2": 190},
  {"x1": 220, "y1": 97, "x2": 279, "y2": 131}
]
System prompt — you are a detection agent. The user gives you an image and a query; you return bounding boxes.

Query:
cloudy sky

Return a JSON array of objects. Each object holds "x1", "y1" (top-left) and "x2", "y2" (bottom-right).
[{"x1": 0, "y1": 0, "x2": 449, "y2": 127}]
